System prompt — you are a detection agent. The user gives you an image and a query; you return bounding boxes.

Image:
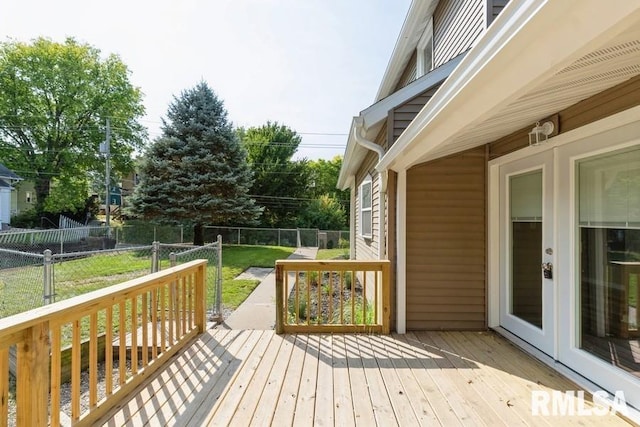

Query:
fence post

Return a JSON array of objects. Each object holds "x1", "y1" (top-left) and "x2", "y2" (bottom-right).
[
  {"x1": 169, "y1": 252, "x2": 177, "y2": 268},
  {"x1": 278, "y1": 229, "x2": 281, "y2": 247},
  {"x1": 180, "y1": 225, "x2": 184, "y2": 244},
  {"x1": 237, "y1": 228, "x2": 241, "y2": 245},
  {"x1": 151, "y1": 241, "x2": 160, "y2": 273},
  {"x1": 213, "y1": 234, "x2": 223, "y2": 322},
  {"x1": 43, "y1": 249, "x2": 54, "y2": 305}
]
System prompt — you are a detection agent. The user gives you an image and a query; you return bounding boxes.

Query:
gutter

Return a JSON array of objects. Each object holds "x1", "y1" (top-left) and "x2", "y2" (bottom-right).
[{"x1": 352, "y1": 117, "x2": 387, "y2": 260}]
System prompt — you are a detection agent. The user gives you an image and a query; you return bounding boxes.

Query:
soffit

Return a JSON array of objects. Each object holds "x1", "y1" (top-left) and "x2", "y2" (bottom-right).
[
  {"x1": 425, "y1": 30, "x2": 640, "y2": 162},
  {"x1": 380, "y1": 0, "x2": 640, "y2": 171}
]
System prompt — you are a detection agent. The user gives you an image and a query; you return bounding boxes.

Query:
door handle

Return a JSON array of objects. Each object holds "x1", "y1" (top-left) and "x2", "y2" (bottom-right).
[{"x1": 542, "y1": 262, "x2": 553, "y2": 279}]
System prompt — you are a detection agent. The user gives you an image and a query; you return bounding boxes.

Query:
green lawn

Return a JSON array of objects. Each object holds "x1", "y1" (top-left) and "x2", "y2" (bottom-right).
[
  {"x1": 0, "y1": 244, "x2": 294, "y2": 317},
  {"x1": 316, "y1": 247, "x2": 349, "y2": 260},
  {"x1": 220, "y1": 245, "x2": 294, "y2": 309}
]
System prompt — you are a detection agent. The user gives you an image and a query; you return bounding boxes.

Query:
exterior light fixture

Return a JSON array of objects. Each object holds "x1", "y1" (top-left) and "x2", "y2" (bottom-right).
[{"x1": 528, "y1": 121, "x2": 555, "y2": 146}]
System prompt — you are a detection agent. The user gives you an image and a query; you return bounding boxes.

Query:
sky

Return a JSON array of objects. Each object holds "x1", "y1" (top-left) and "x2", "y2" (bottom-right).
[{"x1": 0, "y1": 0, "x2": 411, "y2": 160}]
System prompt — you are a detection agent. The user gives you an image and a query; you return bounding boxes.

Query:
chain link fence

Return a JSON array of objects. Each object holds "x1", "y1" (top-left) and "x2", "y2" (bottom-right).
[
  {"x1": 0, "y1": 224, "x2": 349, "y2": 249},
  {"x1": 0, "y1": 238, "x2": 222, "y2": 320},
  {"x1": 202, "y1": 226, "x2": 349, "y2": 248}
]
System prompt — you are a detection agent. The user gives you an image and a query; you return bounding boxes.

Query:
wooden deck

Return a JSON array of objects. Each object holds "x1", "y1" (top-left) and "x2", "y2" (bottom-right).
[{"x1": 99, "y1": 329, "x2": 632, "y2": 426}]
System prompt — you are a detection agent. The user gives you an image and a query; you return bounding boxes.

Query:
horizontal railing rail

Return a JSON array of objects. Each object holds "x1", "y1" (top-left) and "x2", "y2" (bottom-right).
[
  {"x1": 275, "y1": 260, "x2": 390, "y2": 334},
  {"x1": 0, "y1": 259, "x2": 207, "y2": 427}
]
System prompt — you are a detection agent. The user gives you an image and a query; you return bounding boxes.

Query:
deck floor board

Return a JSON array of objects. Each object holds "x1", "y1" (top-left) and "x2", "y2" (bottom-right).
[{"x1": 99, "y1": 329, "x2": 633, "y2": 426}]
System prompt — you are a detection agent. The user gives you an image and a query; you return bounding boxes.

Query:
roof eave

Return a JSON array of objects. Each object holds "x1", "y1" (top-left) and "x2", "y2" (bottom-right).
[
  {"x1": 377, "y1": 0, "x2": 640, "y2": 172},
  {"x1": 374, "y1": 0, "x2": 439, "y2": 102}
]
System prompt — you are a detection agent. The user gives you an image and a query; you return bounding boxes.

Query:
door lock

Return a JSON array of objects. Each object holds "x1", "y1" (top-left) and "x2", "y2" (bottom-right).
[{"x1": 542, "y1": 262, "x2": 553, "y2": 279}]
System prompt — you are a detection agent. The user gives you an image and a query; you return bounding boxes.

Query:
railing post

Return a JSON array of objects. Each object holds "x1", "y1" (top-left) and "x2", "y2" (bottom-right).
[
  {"x1": 275, "y1": 262, "x2": 284, "y2": 334},
  {"x1": 43, "y1": 249, "x2": 54, "y2": 305},
  {"x1": 16, "y1": 322, "x2": 50, "y2": 426},
  {"x1": 151, "y1": 241, "x2": 160, "y2": 273},
  {"x1": 195, "y1": 263, "x2": 206, "y2": 333},
  {"x1": 382, "y1": 261, "x2": 391, "y2": 334},
  {"x1": 214, "y1": 235, "x2": 223, "y2": 321}
]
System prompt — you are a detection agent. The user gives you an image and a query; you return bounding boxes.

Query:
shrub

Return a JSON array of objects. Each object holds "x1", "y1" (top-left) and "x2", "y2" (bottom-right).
[{"x1": 10, "y1": 209, "x2": 39, "y2": 228}]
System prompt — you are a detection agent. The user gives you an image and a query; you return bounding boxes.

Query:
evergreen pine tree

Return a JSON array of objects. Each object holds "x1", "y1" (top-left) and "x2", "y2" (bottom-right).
[{"x1": 130, "y1": 81, "x2": 261, "y2": 245}]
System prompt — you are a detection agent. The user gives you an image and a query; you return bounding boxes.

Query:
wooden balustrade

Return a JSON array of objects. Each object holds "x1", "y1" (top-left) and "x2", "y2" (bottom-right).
[
  {"x1": 0, "y1": 259, "x2": 207, "y2": 427},
  {"x1": 275, "y1": 260, "x2": 390, "y2": 334}
]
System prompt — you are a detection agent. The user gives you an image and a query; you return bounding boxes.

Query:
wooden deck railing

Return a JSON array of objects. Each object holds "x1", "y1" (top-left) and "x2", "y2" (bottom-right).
[
  {"x1": 275, "y1": 260, "x2": 390, "y2": 334},
  {"x1": 0, "y1": 259, "x2": 207, "y2": 427}
]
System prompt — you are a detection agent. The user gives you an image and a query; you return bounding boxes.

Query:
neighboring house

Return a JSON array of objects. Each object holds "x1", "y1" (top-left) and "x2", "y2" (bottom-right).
[
  {"x1": 0, "y1": 163, "x2": 22, "y2": 226},
  {"x1": 339, "y1": 0, "x2": 640, "y2": 414},
  {"x1": 11, "y1": 180, "x2": 36, "y2": 216}
]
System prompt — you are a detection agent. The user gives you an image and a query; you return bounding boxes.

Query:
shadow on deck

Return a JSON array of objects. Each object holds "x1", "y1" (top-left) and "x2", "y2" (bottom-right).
[{"x1": 99, "y1": 329, "x2": 632, "y2": 426}]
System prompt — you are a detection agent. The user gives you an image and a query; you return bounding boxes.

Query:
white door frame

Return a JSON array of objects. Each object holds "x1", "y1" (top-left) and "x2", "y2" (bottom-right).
[
  {"x1": 490, "y1": 146, "x2": 557, "y2": 357},
  {"x1": 489, "y1": 105, "x2": 640, "y2": 411}
]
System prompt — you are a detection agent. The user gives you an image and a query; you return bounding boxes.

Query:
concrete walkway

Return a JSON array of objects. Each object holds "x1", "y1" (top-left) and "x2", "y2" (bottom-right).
[{"x1": 217, "y1": 247, "x2": 318, "y2": 330}]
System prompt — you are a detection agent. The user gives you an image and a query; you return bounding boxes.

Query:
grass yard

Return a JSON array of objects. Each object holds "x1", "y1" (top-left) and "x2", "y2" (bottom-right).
[
  {"x1": 220, "y1": 245, "x2": 294, "y2": 309},
  {"x1": 316, "y1": 247, "x2": 349, "y2": 260},
  {"x1": 0, "y1": 244, "x2": 294, "y2": 347}
]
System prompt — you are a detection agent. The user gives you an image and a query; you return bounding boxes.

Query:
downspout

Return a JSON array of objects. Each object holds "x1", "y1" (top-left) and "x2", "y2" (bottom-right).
[{"x1": 353, "y1": 117, "x2": 387, "y2": 260}]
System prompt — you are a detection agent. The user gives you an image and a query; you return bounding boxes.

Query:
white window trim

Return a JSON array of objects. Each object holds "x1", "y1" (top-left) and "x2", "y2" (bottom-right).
[
  {"x1": 416, "y1": 17, "x2": 433, "y2": 78},
  {"x1": 359, "y1": 174, "x2": 372, "y2": 239}
]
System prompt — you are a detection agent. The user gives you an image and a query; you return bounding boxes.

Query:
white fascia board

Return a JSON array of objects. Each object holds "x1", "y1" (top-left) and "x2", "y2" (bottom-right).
[
  {"x1": 362, "y1": 54, "x2": 464, "y2": 130},
  {"x1": 375, "y1": 0, "x2": 439, "y2": 102},
  {"x1": 337, "y1": 117, "x2": 360, "y2": 190},
  {"x1": 377, "y1": 0, "x2": 640, "y2": 172},
  {"x1": 338, "y1": 54, "x2": 464, "y2": 191}
]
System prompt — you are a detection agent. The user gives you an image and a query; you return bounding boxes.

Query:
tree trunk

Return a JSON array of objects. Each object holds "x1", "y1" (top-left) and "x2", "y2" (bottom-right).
[
  {"x1": 193, "y1": 223, "x2": 204, "y2": 246},
  {"x1": 34, "y1": 175, "x2": 51, "y2": 213}
]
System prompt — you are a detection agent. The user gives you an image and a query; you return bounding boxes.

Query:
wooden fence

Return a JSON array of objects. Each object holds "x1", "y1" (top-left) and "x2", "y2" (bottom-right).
[
  {"x1": 275, "y1": 260, "x2": 390, "y2": 334},
  {"x1": 0, "y1": 259, "x2": 207, "y2": 426}
]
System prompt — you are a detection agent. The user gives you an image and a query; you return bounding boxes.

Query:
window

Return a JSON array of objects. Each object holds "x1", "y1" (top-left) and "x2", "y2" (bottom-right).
[
  {"x1": 578, "y1": 145, "x2": 640, "y2": 376},
  {"x1": 360, "y1": 175, "x2": 372, "y2": 238},
  {"x1": 25, "y1": 192, "x2": 32, "y2": 203},
  {"x1": 417, "y1": 17, "x2": 433, "y2": 77}
]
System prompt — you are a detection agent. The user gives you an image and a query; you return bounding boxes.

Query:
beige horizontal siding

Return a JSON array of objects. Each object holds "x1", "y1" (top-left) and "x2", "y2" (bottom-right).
[{"x1": 406, "y1": 146, "x2": 487, "y2": 330}]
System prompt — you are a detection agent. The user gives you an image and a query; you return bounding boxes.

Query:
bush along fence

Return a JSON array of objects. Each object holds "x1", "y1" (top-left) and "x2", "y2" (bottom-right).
[{"x1": 0, "y1": 237, "x2": 223, "y2": 320}]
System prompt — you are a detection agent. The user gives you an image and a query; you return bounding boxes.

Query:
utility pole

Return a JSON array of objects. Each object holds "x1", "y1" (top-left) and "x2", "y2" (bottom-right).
[{"x1": 100, "y1": 118, "x2": 111, "y2": 230}]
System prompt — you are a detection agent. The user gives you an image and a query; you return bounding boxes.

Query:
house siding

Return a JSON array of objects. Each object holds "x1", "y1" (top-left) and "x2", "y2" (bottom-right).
[
  {"x1": 487, "y1": 0, "x2": 510, "y2": 26},
  {"x1": 354, "y1": 151, "x2": 379, "y2": 260},
  {"x1": 388, "y1": 85, "x2": 440, "y2": 146},
  {"x1": 405, "y1": 146, "x2": 486, "y2": 330},
  {"x1": 489, "y1": 74, "x2": 640, "y2": 160},
  {"x1": 394, "y1": 50, "x2": 418, "y2": 92},
  {"x1": 353, "y1": 126, "x2": 387, "y2": 260},
  {"x1": 433, "y1": 0, "x2": 484, "y2": 68}
]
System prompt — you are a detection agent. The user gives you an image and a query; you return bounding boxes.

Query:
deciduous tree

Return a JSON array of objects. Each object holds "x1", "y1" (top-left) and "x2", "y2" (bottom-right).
[
  {"x1": 0, "y1": 37, "x2": 146, "y2": 213},
  {"x1": 239, "y1": 122, "x2": 310, "y2": 227}
]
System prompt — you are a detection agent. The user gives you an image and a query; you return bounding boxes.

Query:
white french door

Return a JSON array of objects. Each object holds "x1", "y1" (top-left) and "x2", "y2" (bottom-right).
[{"x1": 499, "y1": 150, "x2": 555, "y2": 356}]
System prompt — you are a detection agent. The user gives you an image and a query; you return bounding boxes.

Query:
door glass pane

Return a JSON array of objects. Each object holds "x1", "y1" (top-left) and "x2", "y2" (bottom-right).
[
  {"x1": 510, "y1": 171, "x2": 543, "y2": 328},
  {"x1": 579, "y1": 146, "x2": 640, "y2": 378}
]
